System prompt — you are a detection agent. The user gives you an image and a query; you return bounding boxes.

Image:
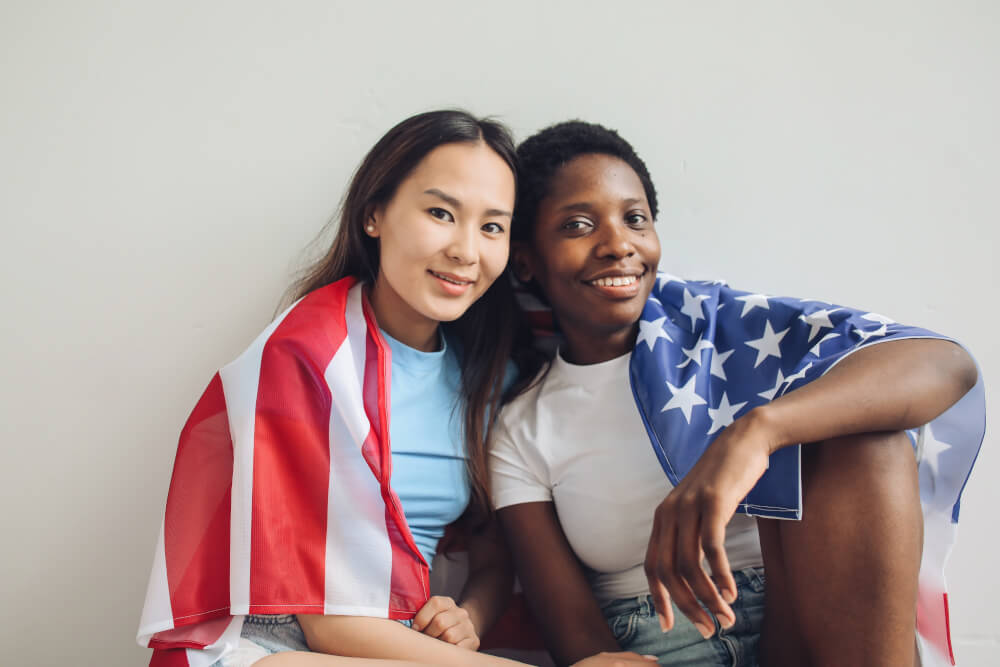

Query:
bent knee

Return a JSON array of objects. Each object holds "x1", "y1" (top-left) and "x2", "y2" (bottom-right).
[
  {"x1": 808, "y1": 431, "x2": 915, "y2": 474},
  {"x1": 803, "y1": 431, "x2": 920, "y2": 510}
]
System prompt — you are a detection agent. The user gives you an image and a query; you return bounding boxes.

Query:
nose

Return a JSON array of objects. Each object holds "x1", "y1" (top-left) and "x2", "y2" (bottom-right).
[
  {"x1": 595, "y1": 220, "x2": 636, "y2": 260},
  {"x1": 445, "y1": 221, "x2": 478, "y2": 265}
]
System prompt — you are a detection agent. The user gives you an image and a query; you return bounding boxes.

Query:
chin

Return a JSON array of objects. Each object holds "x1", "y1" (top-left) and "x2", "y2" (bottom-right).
[{"x1": 421, "y1": 301, "x2": 474, "y2": 324}]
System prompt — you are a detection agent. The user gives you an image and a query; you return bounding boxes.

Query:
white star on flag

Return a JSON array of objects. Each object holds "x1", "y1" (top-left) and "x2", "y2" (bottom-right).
[
  {"x1": 855, "y1": 324, "x2": 888, "y2": 341},
  {"x1": 677, "y1": 338, "x2": 714, "y2": 368},
  {"x1": 808, "y1": 331, "x2": 840, "y2": 357},
  {"x1": 735, "y1": 293, "x2": 770, "y2": 317},
  {"x1": 862, "y1": 312, "x2": 896, "y2": 325},
  {"x1": 918, "y1": 423, "x2": 952, "y2": 483},
  {"x1": 637, "y1": 316, "x2": 673, "y2": 351},
  {"x1": 799, "y1": 308, "x2": 840, "y2": 342},
  {"x1": 707, "y1": 392, "x2": 748, "y2": 434},
  {"x1": 758, "y1": 369, "x2": 785, "y2": 400},
  {"x1": 680, "y1": 289, "x2": 710, "y2": 327},
  {"x1": 661, "y1": 375, "x2": 707, "y2": 423},
  {"x1": 710, "y1": 348, "x2": 735, "y2": 380},
  {"x1": 745, "y1": 320, "x2": 789, "y2": 367}
]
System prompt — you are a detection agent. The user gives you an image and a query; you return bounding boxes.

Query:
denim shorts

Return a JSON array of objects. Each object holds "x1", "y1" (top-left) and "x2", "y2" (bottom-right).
[
  {"x1": 601, "y1": 567, "x2": 766, "y2": 667},
  {"x1": 209, "y1": 614, "x2": 415, "y2": 667}
]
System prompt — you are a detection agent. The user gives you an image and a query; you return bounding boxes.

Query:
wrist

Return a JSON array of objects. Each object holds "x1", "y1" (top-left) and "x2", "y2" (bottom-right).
[{"x1": 742, "y1": 404, "x2": 786, "y2": 456}]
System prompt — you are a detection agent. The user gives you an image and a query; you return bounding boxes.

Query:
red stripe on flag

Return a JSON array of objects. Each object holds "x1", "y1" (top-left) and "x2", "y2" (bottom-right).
[
  {"x1": 917, "y1": 586, "x2": 956, "y2": 665},
  {"x1": 942, "y1": 592, "x2": 955, "y2": 665},
  {"x1": 248, "y1": 285, "x2": 348, "y2": 611},
  {"x1": 149, "y1": 648, "x2": 191, "y2": 667},
  {"x1": 360, "y1": 305, "x2": 428, "y2": 618},
  {"x1": 163, "y1": 373, "x2": 232, "y2": 625},
  {"x1": 149, "y1": 615, "x2": 233, "y2": 650}
]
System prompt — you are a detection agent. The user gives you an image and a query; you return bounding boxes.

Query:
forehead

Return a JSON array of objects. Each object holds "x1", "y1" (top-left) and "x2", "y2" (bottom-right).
[
  {"x1": 543, "y1": 153, "x2": 646, "y2": 204},
  {"x1": 403, "y1": 141, "x2": 515, "y2": 201}
]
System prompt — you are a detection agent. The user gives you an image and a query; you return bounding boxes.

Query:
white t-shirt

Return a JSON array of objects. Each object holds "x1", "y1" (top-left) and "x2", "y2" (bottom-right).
[{"x1": 491, "y1": 349, "x2": 763, "y2": 605}]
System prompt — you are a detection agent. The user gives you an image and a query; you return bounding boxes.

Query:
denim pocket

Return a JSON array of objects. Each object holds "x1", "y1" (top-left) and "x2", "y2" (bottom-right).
[
  {"x1": 608, "y1": 609, "x2": 638, "y2": 646},
  {"x1": 743, "y1": 567, "x2": 766, "y2": 594}
]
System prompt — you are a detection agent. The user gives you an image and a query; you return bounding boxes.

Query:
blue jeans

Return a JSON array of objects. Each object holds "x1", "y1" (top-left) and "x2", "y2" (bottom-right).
[
  {"x1": 209, "y1": 614, "x2": 415, "y2": 666},
  {"x1": 601, "y1": 567, "x2": 766, "y2": 667}
]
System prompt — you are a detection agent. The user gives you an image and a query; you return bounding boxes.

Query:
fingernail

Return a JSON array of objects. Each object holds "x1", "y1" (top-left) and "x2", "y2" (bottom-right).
[
  {"x1": 722, "y1": 589, "x2": 736, "y2": 604},
  {"x1": 694, "y1": 622, "x2": 714, "y2": 639},
  {"x1": 718, "y1": 613, "x2": 734, "y2": 630},
  {"x1": 642, "y1": 656, "x2": 658, "y2": 661},
  {"x1": 658, "y1": 614, "x2": 669, "y2": 633}
]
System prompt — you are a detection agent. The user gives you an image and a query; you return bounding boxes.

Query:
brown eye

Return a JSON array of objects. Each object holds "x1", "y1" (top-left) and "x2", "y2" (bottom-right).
[
  {"x1": 562, "y1": 218, "x2": 593, "y2": 232},
  {"x1": 429, "y1": 207, "x2": 455, "y2": 222},
  {"x1": 482, "y1": 222, "x2": 505, "y2": 235},
  {"x1": 626, "y1": 212, "x2": 647, "y2": 226}
]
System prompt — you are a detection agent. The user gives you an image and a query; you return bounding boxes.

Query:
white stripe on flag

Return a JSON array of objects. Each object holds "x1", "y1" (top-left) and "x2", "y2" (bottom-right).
[
  {"x1": 220, "y1": 300, "x2": 300, "y2": 615},
  {"x1": 322, "y1": 287, "x2": 393, "y2": 616},
  {"x1": 184, "y1": 616, "x2": 245, "y2": 667},
  {"x1": 137, "y1": 520, "x2": 173, "y2": 641}
]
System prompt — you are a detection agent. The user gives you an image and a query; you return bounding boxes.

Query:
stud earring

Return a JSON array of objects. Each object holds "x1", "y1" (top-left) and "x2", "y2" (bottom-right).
[{"x1": 365, "y1": 224, "x2": 376, "y2": 233}]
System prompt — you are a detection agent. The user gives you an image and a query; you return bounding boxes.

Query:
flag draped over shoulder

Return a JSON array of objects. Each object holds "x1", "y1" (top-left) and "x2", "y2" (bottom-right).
[
  {"x1": 629, "y1": 273, "x2": 985, "y2": 667},
  {"x1": 137, "y1": 278, "x2": 430, "y2": 667}
]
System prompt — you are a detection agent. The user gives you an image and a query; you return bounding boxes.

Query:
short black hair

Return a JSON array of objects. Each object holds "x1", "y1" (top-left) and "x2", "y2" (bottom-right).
[{"x1": 512, "y1": 120, "x2": 658, "y2": 243}]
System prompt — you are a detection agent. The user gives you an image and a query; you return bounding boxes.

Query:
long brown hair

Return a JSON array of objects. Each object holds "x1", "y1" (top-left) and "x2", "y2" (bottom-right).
[{"x1": 288, "y1": 110, "x2": 520, "y2": 526}]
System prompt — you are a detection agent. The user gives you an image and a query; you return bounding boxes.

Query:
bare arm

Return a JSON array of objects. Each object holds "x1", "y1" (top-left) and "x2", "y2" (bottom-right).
[
  {"x1": 645, "y1": 337, "x2": 978, "y2": 634},
  {"x1": 755, "y1": 338, "x2": 976, "y2": 449},
  {"x1": 456, "y1": 516, "x2": 514, "y2": 638},
  {"x1": 498, "y1": 502, "x2": 622, "y2": 667},
  {"x1": 296, "y1": 614, "x2": 655, "y2": 667},
  {"x1": 297, "y1": 614, "x2": 525, "y2": 666}
]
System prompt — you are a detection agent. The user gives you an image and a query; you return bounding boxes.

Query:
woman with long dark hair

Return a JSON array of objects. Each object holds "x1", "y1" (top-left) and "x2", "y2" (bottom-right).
[{"x1": 137, "y1": 111, "x2": 654, "y2": 667}]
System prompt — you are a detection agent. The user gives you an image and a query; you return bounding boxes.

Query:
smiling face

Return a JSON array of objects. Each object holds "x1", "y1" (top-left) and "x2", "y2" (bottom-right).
[
  {"x1": 517, "y1": 153, "x2": 661, "y2": 363},
  {"x1": 367, "y1": 140, "x2": 515, "y2": 351}
]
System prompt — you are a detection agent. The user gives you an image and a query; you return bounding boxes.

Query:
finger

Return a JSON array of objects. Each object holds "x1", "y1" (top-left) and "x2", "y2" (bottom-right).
[
  {"x1": 424, "y1": 607, "x2": 470, "y2": 639},
  {"x1": 411, "y1": 595, "x2": 451, "y2": 632},
  {"x1": 671, "y1": 506, "x2": 719, "y2": 638},
  {"x1": 644, "y1": 511, "x2": 675, "y2": 632},
  {"x1": 456, "y1": 637, "x2": 480, "y2": 651},
  {"x1": 701, "y1": 509, "x2": 736, "y2": 610},
  {"x1": 602, "y1": 652, "x2": 661, "y2": 663},
  {"x1": 679, "y1": 508, "x2": 733, "y2": 630},
  {"x1": 440, "y1": 624, "x2": 476, "y2": 647},
  {"x1": 648, "y1": 576, "x2": 674, "y2": 633}
]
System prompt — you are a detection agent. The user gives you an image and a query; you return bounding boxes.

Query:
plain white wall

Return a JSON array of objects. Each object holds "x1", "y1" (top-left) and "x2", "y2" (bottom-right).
[{"x1": 1, "y1": 1, "x2": 996, "y2": 665}]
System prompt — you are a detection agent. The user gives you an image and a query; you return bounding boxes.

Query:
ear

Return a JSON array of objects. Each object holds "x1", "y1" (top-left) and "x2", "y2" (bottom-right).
[
  {"x1": 511, "y1": 242, "x2": 535, "y2": 283},
  {"x1": 363, "y1": 204, "x2": 381, "y2": 238}
]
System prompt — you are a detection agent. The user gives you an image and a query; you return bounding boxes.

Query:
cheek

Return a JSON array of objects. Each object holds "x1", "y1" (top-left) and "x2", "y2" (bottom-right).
[
  {"x1": 378, "y1": 223, "x2": 436, "y2": 272},
  {"x1": 481, "y1": 242, "x2": 510, "y2": 283}
]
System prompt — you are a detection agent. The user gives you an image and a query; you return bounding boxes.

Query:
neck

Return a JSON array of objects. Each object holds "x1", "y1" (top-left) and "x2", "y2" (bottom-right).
[
  {"x1": 367, "y1": 279, "x2": 440, "y2": 352},
  {"x1": 560, "y1": 321, "x2": 639, "y2": 365}
]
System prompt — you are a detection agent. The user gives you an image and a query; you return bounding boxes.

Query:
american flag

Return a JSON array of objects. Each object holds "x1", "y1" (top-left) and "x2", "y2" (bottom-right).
[
  {"x1": 137, "y1": 278, "x2": 430, "y2": 667},
  {"x1": 630, "y1": 273, "x2": 985, "y2": 667}
]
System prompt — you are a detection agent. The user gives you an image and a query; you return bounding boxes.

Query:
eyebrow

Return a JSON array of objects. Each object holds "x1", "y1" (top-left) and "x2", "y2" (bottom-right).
[
  {"x1": 424, "y1": 188, "x2": 512, "y2": 218},
  {"x1": 557, "y1": 197, "x2": 645, "y2": 213}
]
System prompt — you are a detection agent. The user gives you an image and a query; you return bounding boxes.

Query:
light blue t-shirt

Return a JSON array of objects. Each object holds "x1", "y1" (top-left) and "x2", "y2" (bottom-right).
[{"x1": 382, "y1": 329, "x2": 470, "y2": 567}]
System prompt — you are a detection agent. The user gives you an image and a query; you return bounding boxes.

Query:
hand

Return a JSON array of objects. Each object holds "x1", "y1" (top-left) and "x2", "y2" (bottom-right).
[
  {"x1": 570, "y1": 651, "x2": 659, "y2": 666},
  {"x1": 411, "y1": 595, "x2": 480, "y2": 651},
  {"x1": 643, "y1": 408, "x2": 775, "y2": 639}
]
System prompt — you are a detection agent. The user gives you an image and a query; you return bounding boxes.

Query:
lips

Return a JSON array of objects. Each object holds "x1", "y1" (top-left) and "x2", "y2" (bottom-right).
[
  {"x1": 584, "y1": 268, "x2": 647, "y2": 287},
  {"x1": 588, "y1": 275, "x2": 639, "y2": 287},
  {"x1": 428, "y1": 270, "x2": 475, "y2": 286}
]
